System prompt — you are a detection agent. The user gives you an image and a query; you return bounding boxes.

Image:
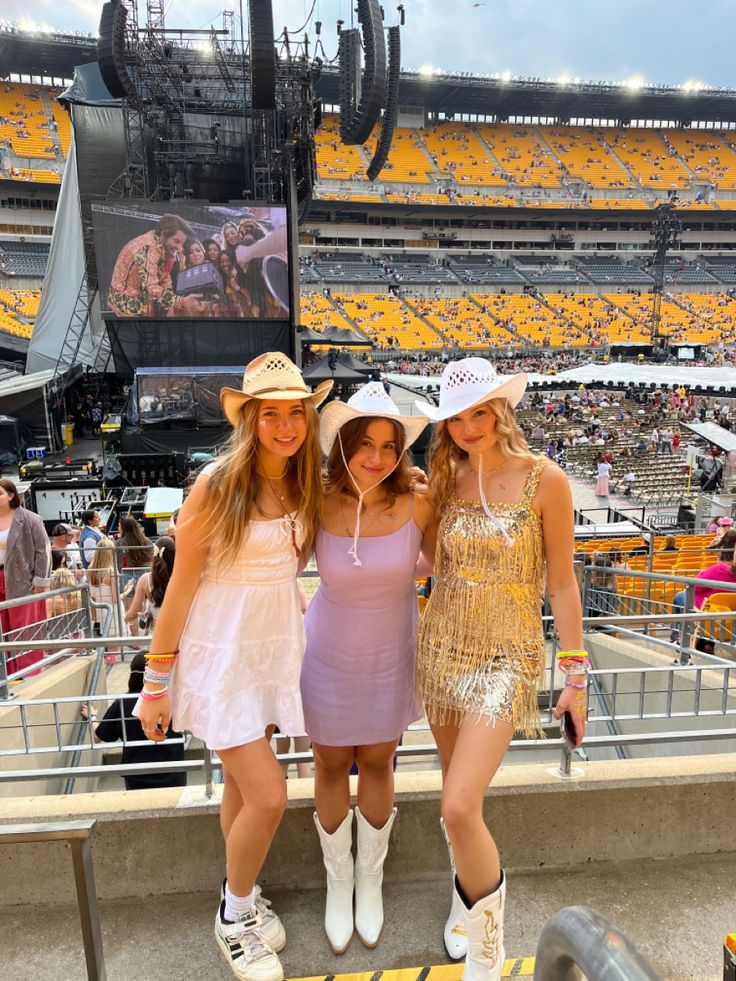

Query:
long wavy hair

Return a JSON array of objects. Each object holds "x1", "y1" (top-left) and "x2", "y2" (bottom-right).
[
  {"x1": 428, "y1": 397, "x2": 540, "y2": 509},
  {"x1": 150, "y1": 536, "x2": 175, "y2": 608},
  {"x1": 202, "y1": 398, "x2": 322, "y2": 568},
  {"x1": 324, "y1": 416, "x2": 413, "y2": 508},
  {"x1": 88, "y1": 537, "x2": 116, "y2": 587}
]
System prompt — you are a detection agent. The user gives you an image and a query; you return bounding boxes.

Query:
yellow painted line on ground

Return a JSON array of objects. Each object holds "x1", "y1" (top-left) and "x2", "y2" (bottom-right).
[{"x1": 289, "y1": 956, "x2": 535, "y2": 981}]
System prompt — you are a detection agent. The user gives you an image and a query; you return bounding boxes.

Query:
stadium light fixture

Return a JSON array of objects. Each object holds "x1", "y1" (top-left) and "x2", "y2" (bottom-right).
[
  {"x1": 419, "y1": 64, "x2": 436, "y2": 78},
  {"x1": 556, "y1": 74, "x2": 571, "y2": 86},
  {"x1": 682, "y1": 79, "x2": 705, "y2": 93},
  {"x1": 624, "y1": 75, "x2": 645, "y2": 91},
  {"x1": 500, "y1": 70, "x2": 512, "y2": 83}
]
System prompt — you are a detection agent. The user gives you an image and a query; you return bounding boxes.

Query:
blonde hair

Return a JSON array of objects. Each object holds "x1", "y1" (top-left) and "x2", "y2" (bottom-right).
[
  {"x1": 202, "y1": 398, "x2": 322, "y2": 568},
  {"x1": 87, "y1": 537, "x2": 115, "y2": 587},
  {"x1": 428, "y1": 397, "x2": 539, "y2": 509},
  {"x1": 50, "y1": 567, "x2": 82, "y2": 611}
]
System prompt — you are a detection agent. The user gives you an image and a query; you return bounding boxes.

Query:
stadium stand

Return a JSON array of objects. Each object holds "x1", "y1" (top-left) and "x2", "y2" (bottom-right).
[
  {"x1": 406, "y1": 296, "x2": 513, "y2": 348},
  {"x1": 363, "y1": 125, "x2": 436, "y2": 184},
  {"x1": 335, "y1": 293, "x2": 445, "y2": 349},
  {"x1": 388, "y1": 256, "x2": 458, "y2": 285},
  {"x1": 313, "y1": 253, "x2": 387, "y2": 284},
  {"x1": 605, "y1": 129, "x2": 691, "y2": 189},
  {"x1": 477, "y1": 123, "x2": 562, "y2": 187},
  {"x1": 0, "y1": 82, "x2": 57, "y2": 160},
  {"x1": 0, "y1": 241, "x2": 49, "y2": 277},
  {"x1": 514, "y1": 256, "x2": 590, "y2": 285},
  {"x1": 472, "y1": 292, "x2": 590, "y2": 347},
  {"x1": 446, "y1": 255, "x2": 525, "y2": 286},
  {"x1": 313, "y1": 114, "x2": 370, "y2": 183},
  {"x1": 576, "y1": 256, "x2": 654, "y2": 286},
  {"x1": 664, "y1": 130, "x2": 736, "y2": 190},
  {"x1": 0, "y1": 288, "x2": 38, "y2": 338},
  {"x1": 419, "y1": 121, "x2": 507, "y2": 187},
  {"x1": 545, "y1": 126, "x2": 632, "y2": 188},
  {"x1": 299, "y1": 290, "x2": 356, "y2": 333}
]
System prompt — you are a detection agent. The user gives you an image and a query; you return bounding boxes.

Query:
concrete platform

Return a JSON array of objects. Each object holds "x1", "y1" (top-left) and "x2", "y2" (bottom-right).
[{"x1": 0, "y1": 852, "x2": 731, "y2": 981}]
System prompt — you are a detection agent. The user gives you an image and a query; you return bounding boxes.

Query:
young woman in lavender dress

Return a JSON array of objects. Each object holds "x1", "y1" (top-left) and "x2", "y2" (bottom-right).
[{"x1": 300, "y1": 383, "x2": 432, "y2": 954}]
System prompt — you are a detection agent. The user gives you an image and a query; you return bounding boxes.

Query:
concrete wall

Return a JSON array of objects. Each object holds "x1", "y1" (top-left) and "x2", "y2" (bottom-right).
[{"x1": 0, "y1": 755, "x2": 734, "y2": 907}]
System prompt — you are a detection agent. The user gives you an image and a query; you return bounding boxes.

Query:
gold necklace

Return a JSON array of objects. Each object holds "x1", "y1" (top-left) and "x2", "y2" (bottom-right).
[
  {"x1": 466, "y1": 460, "x2": 506, "y2": 476},
  {"x1": 257, "y1": 467, "x2": 289, "y2": 502},
  {"x1": 260, "y1": 478, "x2": 301, "y2": 557}
]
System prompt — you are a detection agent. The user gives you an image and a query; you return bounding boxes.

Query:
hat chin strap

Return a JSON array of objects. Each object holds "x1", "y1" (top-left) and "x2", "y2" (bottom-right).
[
  {"x1": 338, "y1": 430, "x2": 404, "y2": 567},
  {"x1": 477, "y1": 453, "x2": 514, "y2": 546}
]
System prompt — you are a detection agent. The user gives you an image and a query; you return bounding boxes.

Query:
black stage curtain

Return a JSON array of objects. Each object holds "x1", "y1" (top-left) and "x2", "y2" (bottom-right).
[
  {"x1": 121, "y1": 427, "x2": 228, "y2": 456},
  {"x1": 106, "y1": 320, "x2": 293, "y2": 375}
]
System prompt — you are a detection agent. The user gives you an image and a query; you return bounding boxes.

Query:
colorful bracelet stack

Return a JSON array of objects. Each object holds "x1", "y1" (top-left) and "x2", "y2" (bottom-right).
[
  {"x1": 556, "y1": 649, "x2": 591, "y2": 682},
  {"x1": 141, "y1": 651, "x2": 178, "y2": 700}
]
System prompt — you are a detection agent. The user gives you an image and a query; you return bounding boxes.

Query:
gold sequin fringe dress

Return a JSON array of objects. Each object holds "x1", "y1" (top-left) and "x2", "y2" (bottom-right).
[{"x1": 416, "y1": 460, "x2": 547, "y2": 737}]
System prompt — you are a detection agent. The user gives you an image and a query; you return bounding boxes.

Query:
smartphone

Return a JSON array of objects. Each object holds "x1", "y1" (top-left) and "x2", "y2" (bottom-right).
[{"x1": 560, "y1": 710, "x2": 579, "y2": 749}]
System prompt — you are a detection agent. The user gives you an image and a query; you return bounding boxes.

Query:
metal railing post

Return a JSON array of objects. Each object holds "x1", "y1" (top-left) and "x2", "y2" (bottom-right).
[
  {"x1": 0, "y1": 615, "x2": 11, "y2": 702},
  {"x1": 679, "y1": 583, "x2": 696, "y2": 664},
  {"x1": 70, "y1": 835, "x2": 107, "y2": 981},
  {"x1": 204, "y1": 745, "x2": 214, "y2": 799}
]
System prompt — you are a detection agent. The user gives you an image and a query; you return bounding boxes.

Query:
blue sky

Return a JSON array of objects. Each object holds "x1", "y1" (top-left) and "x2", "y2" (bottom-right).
[{"x1": 6, "y1": 0, "x2": 735, "y2": 89}]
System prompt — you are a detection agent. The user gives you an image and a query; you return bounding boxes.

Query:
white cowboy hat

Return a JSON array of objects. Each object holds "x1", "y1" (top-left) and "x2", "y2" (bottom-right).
[
  {"x1": 220, "y1": 351, "x2": 333, "y2": 427},
  {"x1": 319, "y1": 381, "x2": 428, "y2": 457},
  {"x1": 415, "y1": 357, "x2": 527, "y2": 422}
]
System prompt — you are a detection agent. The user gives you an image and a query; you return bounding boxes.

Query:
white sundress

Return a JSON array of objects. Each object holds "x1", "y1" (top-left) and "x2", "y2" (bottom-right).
[{"x1": 170, "y1": 512, "x2": 306, "y2": 750}]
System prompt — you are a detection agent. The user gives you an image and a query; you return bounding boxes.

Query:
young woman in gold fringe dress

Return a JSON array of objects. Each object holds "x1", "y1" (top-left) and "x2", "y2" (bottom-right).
[{"x1": 414, "y1": 358, "x2": 587, "y2": 981}]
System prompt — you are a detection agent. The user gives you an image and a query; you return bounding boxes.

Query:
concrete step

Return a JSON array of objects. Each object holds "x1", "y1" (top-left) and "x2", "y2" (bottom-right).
[{"x1": 2, "y1": 853, "x2": 730, "y2": 980}]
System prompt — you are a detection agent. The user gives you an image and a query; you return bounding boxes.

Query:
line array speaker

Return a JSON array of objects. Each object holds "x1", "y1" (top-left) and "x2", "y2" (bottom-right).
[
  {"x1": 341, "y1": 0, "x2": 387, "y2": 144},
  {"x1": 367, "y1": 25, "x2": 400, "y2": 180},
  {"x1": 97, "y1": 0, "x2": 134, "y2": 100},
  {"x1": 338, "y1": 29, "x2": 361, "y2": 144},
  {"x1": 249, "y1": 0, "x2": 277, "y2": 111}
]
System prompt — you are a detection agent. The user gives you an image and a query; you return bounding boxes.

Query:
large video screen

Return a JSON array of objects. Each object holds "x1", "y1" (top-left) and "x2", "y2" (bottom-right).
[{"x1": 92, "y1": 201, "x2": 289, "y2": 321}]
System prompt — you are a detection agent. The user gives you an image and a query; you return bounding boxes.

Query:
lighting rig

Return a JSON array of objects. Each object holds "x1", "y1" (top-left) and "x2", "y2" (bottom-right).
[
  {"x1": 648, "y1": 200, "x2": 683, "y2": 351},
  {"x1": 96, "y1": 0, "x2": 402, "y2": 208}
]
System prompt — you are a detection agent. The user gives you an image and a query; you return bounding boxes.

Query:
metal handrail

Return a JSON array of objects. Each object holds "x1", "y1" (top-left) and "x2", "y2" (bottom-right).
[
  {"x1": 534, "y1": 906, "x2": 661, "y2": 980},
  {"x1": 0, "y1": 820, "x2": 106, "y2": 981}
]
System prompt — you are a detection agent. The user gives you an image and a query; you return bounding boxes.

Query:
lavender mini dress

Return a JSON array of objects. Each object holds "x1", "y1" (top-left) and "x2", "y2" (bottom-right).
[{"x1": 301, "y1": 518, "x2": 423, "y2": 746}]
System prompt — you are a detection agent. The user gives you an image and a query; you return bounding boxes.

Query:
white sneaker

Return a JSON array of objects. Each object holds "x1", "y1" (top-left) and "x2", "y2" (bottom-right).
[
  {"x1": 215, "y1": 900, "x2": 284, "y2": 981},
  {"x1": 220, "y1": 880, "x2": 286, "y2": 953}
]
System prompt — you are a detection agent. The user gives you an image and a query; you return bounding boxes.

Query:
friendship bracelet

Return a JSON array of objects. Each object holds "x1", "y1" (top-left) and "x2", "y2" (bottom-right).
[
  {"x1": 556, "y1": 649, "x2": 587, "y2": 661},
  {"x1": 146, "y1": 651, "x2": 179, "y2": 660},
  {"x1": 565, "y1": 679, "x2": 587, "y2": 689},
  {"x1": 143, "y1": 668, "x2": 171, "y2": 682},
  {"x1": 141, "y1": 688, "x2": 168, "y2": 700},
  {"x1": 558, "y1": 657, "x2": 591, "y2": 675}
]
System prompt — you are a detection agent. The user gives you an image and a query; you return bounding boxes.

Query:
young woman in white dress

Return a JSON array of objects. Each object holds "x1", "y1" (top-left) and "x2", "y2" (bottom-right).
[{"x1": 139, "y1": 353, "x2": 331, "y2": 981}]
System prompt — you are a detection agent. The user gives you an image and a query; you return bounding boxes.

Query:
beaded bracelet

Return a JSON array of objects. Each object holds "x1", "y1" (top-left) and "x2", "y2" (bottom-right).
[
  {"x1": 144, "y1": 667, "x2": 171, "y2": 683},
  {"x1": 558, "y1": 656, "x2": 591, "y2": 675},
  {"x1": 556, "y1": 649, "x2": 587, "y2": 660},
  {"x1": 146, "y1": 652, "x2": 178, "y2": 661},
  {"x1": 565, "y1": 679, "x2": 587, "y2": 689}
]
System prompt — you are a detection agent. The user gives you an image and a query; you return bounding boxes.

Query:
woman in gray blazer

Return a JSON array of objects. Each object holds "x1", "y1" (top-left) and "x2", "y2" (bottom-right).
[{"x1": 0, "y1": 478, "x2": 51, "y2": 675}]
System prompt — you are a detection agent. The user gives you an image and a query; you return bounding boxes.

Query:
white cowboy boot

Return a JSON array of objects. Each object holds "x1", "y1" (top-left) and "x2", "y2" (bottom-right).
[
  {"x1": 313, "y1": 811, "x2": 354, "y2": 954},
  {"x1": 354, "y1": 806, "x2": 397, "y2": 948},
  {"x1": 461, "y1": 871, "x2": 506, "y2": 981},
  {"x1": 440, "y1": 817, "x2": 468, "y2": 960}
]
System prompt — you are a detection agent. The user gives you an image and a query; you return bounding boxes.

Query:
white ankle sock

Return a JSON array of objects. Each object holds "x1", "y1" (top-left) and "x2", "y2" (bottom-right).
[{"x1": 224, "y1": 883, "x2": 256, "y2": 922}]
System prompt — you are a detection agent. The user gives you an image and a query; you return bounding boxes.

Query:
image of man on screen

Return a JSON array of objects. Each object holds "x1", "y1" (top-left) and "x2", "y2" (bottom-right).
[{"x1": 107, "y1": 214, "x2": 212, "y2": 318}]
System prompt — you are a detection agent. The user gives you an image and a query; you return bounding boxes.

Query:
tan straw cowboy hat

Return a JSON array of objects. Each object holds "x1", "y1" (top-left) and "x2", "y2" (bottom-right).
[{"x1": 220, "y1": 352, "x2": 333, "y2": 427}]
